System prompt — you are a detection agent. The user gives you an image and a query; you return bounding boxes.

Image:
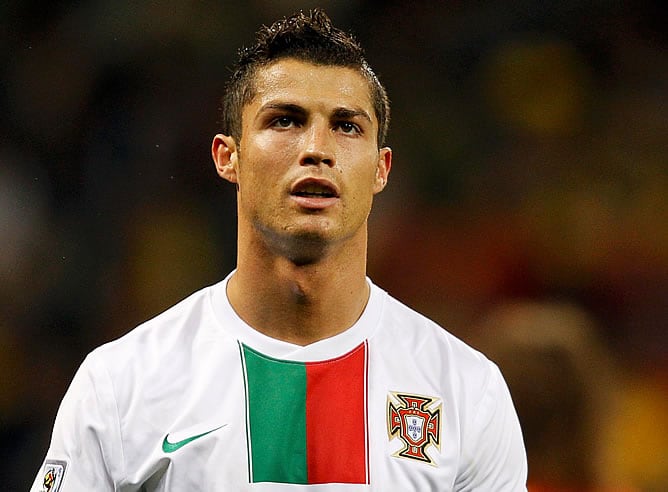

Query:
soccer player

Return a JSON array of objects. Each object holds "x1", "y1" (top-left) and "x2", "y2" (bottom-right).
[{"x1": 32, "y1": 9, "x2": 527, "y2": 491}]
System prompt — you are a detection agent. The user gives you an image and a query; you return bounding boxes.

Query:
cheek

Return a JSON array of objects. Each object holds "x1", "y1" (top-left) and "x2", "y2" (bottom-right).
[
  {"x1": 246, "y1": 134, "x2": 300, "y2": 173},
  {"x1": 342, "y1": 164, "x2": 380, "y2": 211},
  {"x1": 239, "y1": 138, "x2": 289, "y2": 181},
  {"x1": 249, "y1": 131, "x2": 280, "y2": 153},
  {"x1": 344, "y1": 149, "x2": 381, "y2": 184}
]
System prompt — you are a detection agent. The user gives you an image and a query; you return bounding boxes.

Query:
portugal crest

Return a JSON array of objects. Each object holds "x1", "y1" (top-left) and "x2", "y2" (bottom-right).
[{"x1": 387, "y1": 392, "x2": 441, "y2": 465}]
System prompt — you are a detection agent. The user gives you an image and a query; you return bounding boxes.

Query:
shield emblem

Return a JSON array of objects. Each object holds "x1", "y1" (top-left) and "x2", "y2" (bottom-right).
[{"x1": 404, "y1": 415, "x2": 425, "y2": 443}]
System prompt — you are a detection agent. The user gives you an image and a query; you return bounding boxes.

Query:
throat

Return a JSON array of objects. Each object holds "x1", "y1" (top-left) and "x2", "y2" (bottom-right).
[
  {"x1": 269, "y1": 272, "x2": 369, "y2": 345},
  {"x1": 228, "y1": 264, "x2": 369, "y2": 346},
  {"x1": 290, "y1": 281, "x2": 311, "y2": 306}
]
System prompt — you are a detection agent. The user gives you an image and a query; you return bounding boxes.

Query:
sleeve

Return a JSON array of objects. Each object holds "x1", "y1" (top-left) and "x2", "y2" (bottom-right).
[
  {"x1": 29, "y1": 353, "x2": 124, "y2": 491},
  {"x1": 455, "y1": 362, "x2": 528, "y2": 491}
]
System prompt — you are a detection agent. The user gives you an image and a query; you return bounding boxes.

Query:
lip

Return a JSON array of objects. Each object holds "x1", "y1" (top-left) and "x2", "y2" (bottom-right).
[{"x1": 290, "y1": 177, "x2": 340, "y2": 210}]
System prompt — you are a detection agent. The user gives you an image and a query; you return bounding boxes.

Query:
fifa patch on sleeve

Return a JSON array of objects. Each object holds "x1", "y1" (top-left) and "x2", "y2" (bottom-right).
[{"x1": 40, "y1": 460, "x2": 67, "y2": 492}]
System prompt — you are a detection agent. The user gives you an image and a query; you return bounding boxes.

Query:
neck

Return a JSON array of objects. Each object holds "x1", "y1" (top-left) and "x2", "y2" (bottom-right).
[{"x1": 227, "y1": 226, "x2": 370, "y2": 346}]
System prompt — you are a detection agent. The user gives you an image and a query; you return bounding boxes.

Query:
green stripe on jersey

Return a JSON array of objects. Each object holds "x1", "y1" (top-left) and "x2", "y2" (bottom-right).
[{"x1": 242, "y1": 345, "x2": 308, "y2": 484}]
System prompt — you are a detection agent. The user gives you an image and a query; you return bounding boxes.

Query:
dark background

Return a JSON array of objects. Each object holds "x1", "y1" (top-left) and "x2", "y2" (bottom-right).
[{"x1": 2, "y1": 1, "x2": 666, "y2": 489}]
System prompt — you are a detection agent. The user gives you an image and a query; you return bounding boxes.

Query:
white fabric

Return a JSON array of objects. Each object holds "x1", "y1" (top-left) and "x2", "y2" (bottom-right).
[{"x1": 31, "y1": 273, "x2": 527, "y2": 491}]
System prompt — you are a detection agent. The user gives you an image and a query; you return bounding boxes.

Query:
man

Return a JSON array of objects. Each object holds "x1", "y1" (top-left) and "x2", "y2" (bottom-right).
[{"x1": 32, "y1": 9, "x2": 527, "y2": 491}]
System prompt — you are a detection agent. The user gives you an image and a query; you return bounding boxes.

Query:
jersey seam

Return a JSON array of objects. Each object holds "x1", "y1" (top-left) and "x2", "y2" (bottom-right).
[
  {"x1": 241, "y1": 340, "x2": 367, "y2": 365},
  {"x1": 92, "y1": 355, "x2": 127, "y2": 488},
  {"x1": 472, "y1": 360, "x2": 494, "y2": 421},
  {"x1": 364, "y1": 282, "x2": 385, "y2": 343},
  {"x1": 455, "y1": 358, "x2": 494, "y2": 487}
]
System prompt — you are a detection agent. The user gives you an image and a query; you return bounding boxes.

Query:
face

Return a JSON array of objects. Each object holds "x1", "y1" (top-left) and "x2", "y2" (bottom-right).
[{"x1": 212, "y1": 58, "x2": 391, "y2": 259}]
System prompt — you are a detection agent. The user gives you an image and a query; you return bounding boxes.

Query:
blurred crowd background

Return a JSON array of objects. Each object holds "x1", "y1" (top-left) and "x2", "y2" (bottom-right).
[{"x1": 1, "y1": 1, "x2": 666, "y2": 490}]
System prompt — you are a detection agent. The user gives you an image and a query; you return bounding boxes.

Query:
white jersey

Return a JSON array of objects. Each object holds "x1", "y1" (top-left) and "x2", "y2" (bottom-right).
[{"x1": 31, "y1": 274, "x2": 527, "y2": 491}]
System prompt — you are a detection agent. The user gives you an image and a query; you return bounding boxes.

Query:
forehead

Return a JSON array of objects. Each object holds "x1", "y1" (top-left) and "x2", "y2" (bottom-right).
[{"x1": 247, "y1": 58, "x2": 375, "y2": 115}]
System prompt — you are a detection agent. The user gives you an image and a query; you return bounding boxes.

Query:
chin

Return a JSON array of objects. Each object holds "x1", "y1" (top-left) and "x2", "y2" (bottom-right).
[
  {"x1": 256, "y1": 220, "x2": 333, "y2": 264},
  {"x1": 279, "y1": 232, "x2": 332, "y2": 266}
]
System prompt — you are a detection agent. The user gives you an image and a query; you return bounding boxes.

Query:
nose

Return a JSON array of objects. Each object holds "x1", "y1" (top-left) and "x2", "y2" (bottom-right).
[{"x1": 299, "y1": 122, "x2": 335, "y2": 167}]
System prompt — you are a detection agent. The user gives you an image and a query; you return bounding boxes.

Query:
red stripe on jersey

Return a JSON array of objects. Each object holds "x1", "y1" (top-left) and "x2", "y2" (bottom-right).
[{"x1": 305, "y1": 342, "x2": 368, "y2": 484}]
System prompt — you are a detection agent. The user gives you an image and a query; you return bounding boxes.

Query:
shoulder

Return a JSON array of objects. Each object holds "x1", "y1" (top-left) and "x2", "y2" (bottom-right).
[
  {"x1": 370, "y1": 285, "x2": 506, "y2": 416},
  {"x1": 375, "y1": 285, "x2": 496, "y2": 378},
  {"x1": 370, "y1": 285, "x2": 527, "y2": 481},
  {"x1": 79, "y1": 281, "x2": 228, "y2": 409},
  {"x1": 91, "y1": 282, "x2": 221, "y2": 366}
]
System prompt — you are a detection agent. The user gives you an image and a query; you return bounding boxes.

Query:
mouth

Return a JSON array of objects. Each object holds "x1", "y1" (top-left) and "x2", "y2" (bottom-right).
[
  {"x1": 290, "y1": 178, "x2": 340, "y2": 210},
  {"x1": 290, "y1": 178, "x2": 339, "y2": 199}
]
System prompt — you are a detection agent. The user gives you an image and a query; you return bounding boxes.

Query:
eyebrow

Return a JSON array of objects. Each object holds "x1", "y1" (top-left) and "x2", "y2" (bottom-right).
[
  {"x1": 332, "y1": 107, "x2": 372, "y2": 124},
  {"x1": 258, "y1": 102, "x2": 307, "y2": 117},
  {"x1": 257, "y1": 102, "x2": 371, "y2": 123}
]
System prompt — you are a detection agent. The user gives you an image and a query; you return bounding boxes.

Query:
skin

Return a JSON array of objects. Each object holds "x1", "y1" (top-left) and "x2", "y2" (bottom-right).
[{"x1": 212, "y1": 58, "x2": 392, "y2": 345}]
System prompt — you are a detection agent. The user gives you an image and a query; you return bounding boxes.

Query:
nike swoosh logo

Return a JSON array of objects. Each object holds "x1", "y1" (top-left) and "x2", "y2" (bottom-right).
[{"x1": 162, "y1": 424, "x2": 227, "y2": 453}]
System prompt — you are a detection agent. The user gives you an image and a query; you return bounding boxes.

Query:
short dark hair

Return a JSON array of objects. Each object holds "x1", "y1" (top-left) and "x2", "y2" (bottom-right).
[{"x1": 220, "y1": 9, "x2": 390, "y2": 147}]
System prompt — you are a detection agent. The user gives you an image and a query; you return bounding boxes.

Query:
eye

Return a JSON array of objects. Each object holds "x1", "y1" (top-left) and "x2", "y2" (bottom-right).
[
  {"x1": 271, "y1": 116, "x2": 297, "y2": 129},
  {"x1": 336, "y1": 121, "x2": 361, "y2": 134}
]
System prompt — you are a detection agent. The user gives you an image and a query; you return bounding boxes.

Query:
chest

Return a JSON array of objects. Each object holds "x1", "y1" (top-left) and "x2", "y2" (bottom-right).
[{"x1": 119, "y1": 341, "x2": 462, "y2": 491}]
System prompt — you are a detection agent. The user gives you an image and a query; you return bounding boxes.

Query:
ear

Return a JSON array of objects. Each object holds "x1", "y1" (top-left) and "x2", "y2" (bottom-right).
[
  {"x1": 212, "y1": 134, "x2": 239, "y2": 184},
  {"x1": 373, "y1": 147, "x2": 392, "y2": 194}
]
